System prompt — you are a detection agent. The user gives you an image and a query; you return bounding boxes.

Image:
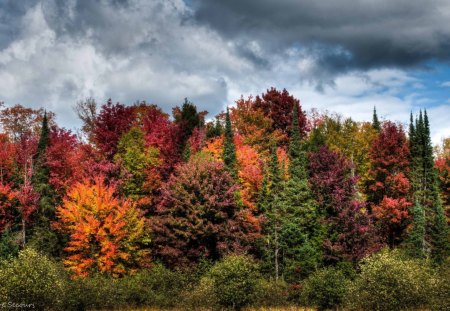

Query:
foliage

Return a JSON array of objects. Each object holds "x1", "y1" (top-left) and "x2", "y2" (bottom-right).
[
  {"x1": 254, "y1": 87, "x2": 308, "y2": 145},
  {"x1": 367, "y1": 121, "x2": 412, "y2": 245},
  {"x1": 0, "y1": 248, "x2": 67, "y2": 310},
  {"x1": 207, "y1": 255, "x2": 261, "y2": 310},
  {"x1": 346, "y1": 249, "x2": 434, "y2": 311},
  {"x1": 151, "y1": 154, "x2": 260, "y2": 267},
  {"x1": 93, "y1": 99, "x2": 134, "y2": 160},
  {"x1": 309, "y1": 146, "x2": 380, "y2": 263},
  {"x1": 223, "y1": 107, "x2": 238, "y2": 178},
  {"x1": 301, "y1": 267, "x2": 349, "y2": 311},
  {"x1": 55, "y1": 177, "x2": 150, "y2": 277}
]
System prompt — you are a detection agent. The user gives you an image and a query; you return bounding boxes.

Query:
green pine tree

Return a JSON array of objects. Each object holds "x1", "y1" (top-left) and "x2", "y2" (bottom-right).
[
  {"x1": 30, "y1": 112, "x2": 61, "y2": 256},
  {"x1": 405, "y1": 200, "x2": 426, "y2": 258},
  {"x1": 223, "y1": 107, "x2": 237, "y2": 178},
  {"x1": 274, "y1": 104, "x2": 324, "y2": 281},
  {"x1": 32, "y1": 112, "x2": 53, "y2": 220},
  {"x1": 372, "y1": 106, "x2": 381, "y2": 131}
]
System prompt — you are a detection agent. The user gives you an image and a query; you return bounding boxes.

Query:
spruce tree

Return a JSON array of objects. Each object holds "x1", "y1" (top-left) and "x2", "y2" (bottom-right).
[
  {"x1": 372, "y1": 106, "x2": 381, "y2": 131},
  {"x1": 30, "y1": 112, "x2": 60, "y2": 256},
  {"x1": 408, "y1": 109, "x2": 450, "y2": 263},
  {"x1": 276, "y1": 104, "x2": 323, "y2": 281},
  {"x1": 406, "y1": 200, "x2": 426, "y2": 258},
  {"x1": 32, "y1": 112, "x2": 53, "y2": 220},
  {"x1": 223, "y1": 107, "x2": 237, "y2": 178}
]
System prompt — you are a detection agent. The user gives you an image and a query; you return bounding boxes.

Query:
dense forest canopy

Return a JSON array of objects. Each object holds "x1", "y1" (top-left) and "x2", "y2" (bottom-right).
[{"x1": 0, "y1": 88, "x2": 449, "y2": 309}]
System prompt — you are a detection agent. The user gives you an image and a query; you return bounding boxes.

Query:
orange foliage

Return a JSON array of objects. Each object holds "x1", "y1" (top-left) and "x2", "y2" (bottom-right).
[{"x1": 55, "y1": 177, "x2": 150, "y2": 277}]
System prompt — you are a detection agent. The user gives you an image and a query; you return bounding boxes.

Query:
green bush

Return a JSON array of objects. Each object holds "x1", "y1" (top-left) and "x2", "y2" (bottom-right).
[
  {"x1": 182, "y1": 276, "x2": 218, "y2": 310},
  {"x1": 253, "y1": 278, "x2": 290, "y2": 307},
  {"x1": 207, "y1": 255, "x2": 261, "y2": 310},
  {"x1": 0, "y1": 248, "x2": 67, "y2": 310},
  {"x1": 346, "y1": 249, "x2": 434, "y2": 311},
  {"x1": 429, "y1": 262, "x2": 450, "y2": 311},
  {"x1": 301, "y1": 267, "x2": 349, "y2": 310}
]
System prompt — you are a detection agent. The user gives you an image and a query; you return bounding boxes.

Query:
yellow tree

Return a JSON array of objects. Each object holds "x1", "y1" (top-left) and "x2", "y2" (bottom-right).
[{"x1": 55, "y1": 177, "x2": 150, "y2": 277}]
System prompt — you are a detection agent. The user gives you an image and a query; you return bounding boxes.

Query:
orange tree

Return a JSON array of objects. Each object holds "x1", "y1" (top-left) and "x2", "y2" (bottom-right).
[{"x1": 54, "y1": 177, "x2": 150, "y2": 277}]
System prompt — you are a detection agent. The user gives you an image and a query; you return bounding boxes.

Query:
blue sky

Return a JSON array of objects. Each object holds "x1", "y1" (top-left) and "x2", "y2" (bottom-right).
[{"x1": 0, "y1": 0, "x2": 449, "y2": 144}]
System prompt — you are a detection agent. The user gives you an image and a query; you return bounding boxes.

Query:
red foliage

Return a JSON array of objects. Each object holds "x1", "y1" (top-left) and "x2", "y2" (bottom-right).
[
  {"x1": 143, "y1": 105, "x2": 181, "y2": 179},
  {"x1": 0, "y1": 184, "x2": 17, "y2": 232},
  {"x1": 151, "y1": 155, "x2": 260, "y2": 267},
  {"x1": 367, "y1": 121, "x2": 412, "y2": 245},
  {"x1": 254, "y1": 87, "x2": 308, "y2": 144},
  {"x1": 46, "y1": 127, "x2": 85, "y2": 196},
  {"x1": 93, "y1": 99, "x2": 134, "y2": 160},
  {"x1": 309, "y1": 146, "x2": 380, "y2": 262}
]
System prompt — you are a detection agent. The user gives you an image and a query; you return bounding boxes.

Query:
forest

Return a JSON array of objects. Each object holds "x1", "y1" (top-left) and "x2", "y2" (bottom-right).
[{"x1": 0, "y1": 87, "x2": 448, "y2": 310}]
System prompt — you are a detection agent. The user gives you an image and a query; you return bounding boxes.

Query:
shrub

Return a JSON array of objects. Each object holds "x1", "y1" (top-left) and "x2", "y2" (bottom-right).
[
  {"x1": 429, "y1": 262, "x2": 450, "y2": 311},
  {"x1": 301, "y1": 267, "x2": 349, "y2": 310},
  {"x1": 346, "y1": 249, "x2": 433, "y2": 311},
  {"x1": 120, "y1": 264, "x2": 187, "y2": 307},
  {"x1": 253, "y1": 279, "x2": 290, "y2": 307},
  {"x1": 182, "y1": 276, "x2": 217, "y2": 310},
  {"x1": 207, "y1": 255, "x2": 261, "y2": 310},
  {"x1": 0, "y1": 248, "x2": 67, "y2": 310}
]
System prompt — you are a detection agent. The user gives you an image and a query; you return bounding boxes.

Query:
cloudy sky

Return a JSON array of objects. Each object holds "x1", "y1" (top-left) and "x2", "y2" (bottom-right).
[{"x1": 0, "y1": 0, "x2": 449, "y2": 143}]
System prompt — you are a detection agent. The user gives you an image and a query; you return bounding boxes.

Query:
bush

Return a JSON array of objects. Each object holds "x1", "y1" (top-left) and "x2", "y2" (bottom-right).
[
  {"x1": 301, "y1": 267, "x2": 349, "y2": 310},
  {"x1": 207, "y1": 255, "x2": 261, "y2": 310},
  {"x1": 429, "y1": 262, "x2": 450, "y2": 311},
  {"x1": 253, "y1": 279, "x2": 290, "y2": 307},
  {"x1": 182, "y1": 276, "x2": 217, "y2": 310},
  {"x1": 346, "y1": 249, "x2": 433, "y2": 311},
  {"x1": 0, "y1": 248, "x2": 67, "y2": 310}
]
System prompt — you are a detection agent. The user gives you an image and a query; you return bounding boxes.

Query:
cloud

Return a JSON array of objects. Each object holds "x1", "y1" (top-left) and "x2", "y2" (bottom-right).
[
  {"x1": 191, "y1": 0, "x2": 450, "y2": 72},
  {"x1": 441, "y1": 81, "x2": 450, "y2": 87},
  {"x1": 0, "y1": 0, "x2": 448, "y2": 145}
]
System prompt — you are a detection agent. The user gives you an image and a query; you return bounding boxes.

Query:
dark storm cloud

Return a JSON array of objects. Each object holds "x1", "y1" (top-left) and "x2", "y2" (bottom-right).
[
  {"x1": 0, "y1": 0, "x2": 39, "y2": 49},
  {"x1": 191, "y1": 0, "x2": 450, "y2": 71}
]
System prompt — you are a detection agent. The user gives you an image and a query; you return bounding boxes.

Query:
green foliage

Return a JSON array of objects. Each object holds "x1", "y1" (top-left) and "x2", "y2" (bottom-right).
[
  {"x1": 207, "y1": 255, "x2": 261, "y2": 310},
  {"x1": 0, "y1": 230, "x2": 19, "y2": 259},
  {"x1": 223, "y1": 107, "x2": 237, "y2": 178},
  {"x1": 405, "y1": 199, "x2": 426, "y2": 258},
  {"x1": 372, "y1": 106, "x2": 380, "y2": 131},
  {"x1": 253, "y1": 279, "x2": 290, "y2": 307},
  {"x1": 64, "y1": 264, "x2": 188, "y2": 310},
  {"x1": 301, "y1": 267, "x2": 349, "y2": 311},
  {"x1": 0, "y1": 248, "x2": 67, "y2": 310},
  {"x1": 346, "y1": 249, "x2": 434, "y2": 311},
  {"x1": 115, "y1": 127, "x2": 160, "y2": 198},
  {"x1": 429, "y1": 263, "x2": 450, "y2": 311}
]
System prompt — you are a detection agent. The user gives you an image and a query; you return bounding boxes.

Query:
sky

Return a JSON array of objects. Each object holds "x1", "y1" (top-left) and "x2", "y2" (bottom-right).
[{"x1": 0, "y1": 0, "x2": 449, "y2": 144}]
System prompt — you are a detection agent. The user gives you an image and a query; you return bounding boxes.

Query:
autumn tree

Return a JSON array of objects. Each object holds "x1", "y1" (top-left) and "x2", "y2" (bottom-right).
[
  {"x1": 75, "y1": 97, "x2": 97, "y2": 142},
  {"x1": 0, "y1": 134, "x2": 16, "y2": 184},
  {"x1": 254, "y1": 88, "x2": 308, "y2": 145},
  {"x1": 93, "y1": 100, "x2": 134, "y2": 160},
  {"x1": 231, "y1": 96, "x2": 284, "y2": 153},
  {"x1": 55, "y1": 177, "x2": 150, "y2": 277},
  {"x1": 0, "y1": 104, "x2": 55, "y2": 141},
  {"x1": 309, "y1": 145, "x2": 379, "y2": 263},
  {"x1": 114, "y1": 127, "x2": 160, "y2": 202},
  {"x1": 367, "y1": 121, "x2": 412, "y2": 246},
  {"x1": 173, "y1": 98, "x2": 206, "y2": 154},
  {"x1": 151, "y1": 154, "x2": 260, "y2": 267},
  {"x1": 143, "y1": 104, "x2": 181, "y2": 180},
  {"x1": 0, "y1": 184, "x2": 17, "y2": 233},
  {"x1": 435, "y1": 137, "x2": 450, "y2": 223}
]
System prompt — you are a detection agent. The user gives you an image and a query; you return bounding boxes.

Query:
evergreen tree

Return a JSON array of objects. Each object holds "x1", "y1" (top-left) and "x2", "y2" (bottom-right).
[
  {"x1": 32, "y1": 112, "x2": 53, "y2": 220},
  {"x1": 372, "y1": 106, "x2": 380, "y2": 131},
  {"x1": 408, "y1": 109, "x2": 449, "y2": 262},
  {"x1": 275, "y1": 104, "x2": 323, "y2": 281},
  {"x1": 30, "y1": 112, "x2": 59, "y2": 256},
  {"x1": 223, "y1": 107, "x2": 237, "y2": 178},
  {"x1": 405, "y1": 200, "x2": 426, "y2": 258}
]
